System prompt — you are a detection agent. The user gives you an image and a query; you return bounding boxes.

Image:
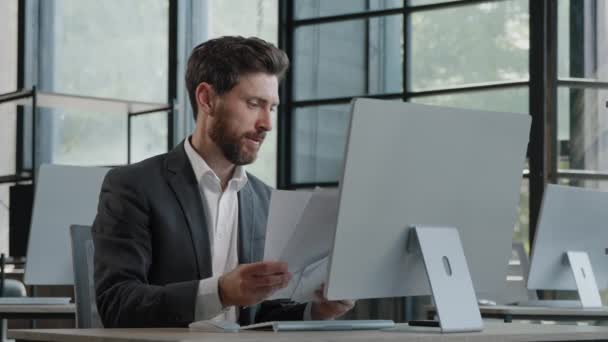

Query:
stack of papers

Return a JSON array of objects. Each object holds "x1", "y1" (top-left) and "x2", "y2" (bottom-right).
[{"x1": 263, "y1": 188, "x2": 339, "y2": 303}]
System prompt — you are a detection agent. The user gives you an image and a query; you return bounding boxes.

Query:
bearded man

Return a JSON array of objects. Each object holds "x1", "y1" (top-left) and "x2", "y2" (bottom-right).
[{"x1": 92, "y1": 36, "x2": 353, "y2": 328}]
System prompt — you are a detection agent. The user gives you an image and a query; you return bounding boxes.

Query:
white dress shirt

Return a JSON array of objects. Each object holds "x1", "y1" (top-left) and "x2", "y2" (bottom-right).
[
  {"x1": 185, "y1": 137, "x2": 313, "y2": 322},
  {"x1": 185, "y1": 138, "x2": 247, "y2": 322}
]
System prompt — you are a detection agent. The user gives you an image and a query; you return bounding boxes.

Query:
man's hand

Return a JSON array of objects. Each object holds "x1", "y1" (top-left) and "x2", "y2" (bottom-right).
[
  {"x1": 218, "y1": 261, "x2": 291, "y2": 307},
  {"x1": 311, "y1": 284, "x2": 355, "y2": 320}
]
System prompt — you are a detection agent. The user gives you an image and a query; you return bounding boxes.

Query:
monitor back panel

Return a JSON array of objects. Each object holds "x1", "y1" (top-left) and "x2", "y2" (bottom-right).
[
  {"x1": 24, "y1": 164, "x2": 109, "y2": 285},
  {"x1": 528, "y1": 184, "x2": 608, "y2": 291},
  {"x1": 326, "y1": 99, "x2": 531, "y2": 300}
]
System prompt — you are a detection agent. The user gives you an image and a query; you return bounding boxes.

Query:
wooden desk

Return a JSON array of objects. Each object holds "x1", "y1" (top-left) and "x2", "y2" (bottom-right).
[
  {"x1": 479, "y1": 305, "x2": 608, "y2": 323},
  {"x1": 9, "y1": 321, "x2": 608, "y2": 342},
  {"x1": 0, "y1": 304, "x2": 75, "y2": 342},
  {"x1": 427, "y1": 305, "x2": 608, "y2": 323},
  {"x1": 0, "y1": 304, "x2": 75, "y2": 320}
]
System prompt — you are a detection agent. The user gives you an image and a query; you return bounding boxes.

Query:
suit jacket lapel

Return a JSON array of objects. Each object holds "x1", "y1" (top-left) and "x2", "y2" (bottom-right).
[
  {"x1": 238, "y1": 183, "x2": 255, "y2": 264},
  {"x1": 165, "y1": 142, "x2": 213, "y2": 279},
  {"x1": 238, "y1": 180, "x2": 268, "y2": 325}
]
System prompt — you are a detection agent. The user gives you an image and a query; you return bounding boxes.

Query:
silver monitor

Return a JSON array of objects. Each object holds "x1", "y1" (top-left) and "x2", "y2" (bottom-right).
[
  {"x1": 24, "y1": 164, "x2": 109, "y2": 285},
  {"x1": 326, "y1": 99, "x2": 530, "y2": 302},
  {"x1": 527, "y1": 184, "x2": 608, "y2": 295}
]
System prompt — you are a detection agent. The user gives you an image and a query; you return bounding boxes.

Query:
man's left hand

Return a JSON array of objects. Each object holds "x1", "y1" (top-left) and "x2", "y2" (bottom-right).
[{"x1": 310, "y1": 284, "x2": 355, "y2": 320}]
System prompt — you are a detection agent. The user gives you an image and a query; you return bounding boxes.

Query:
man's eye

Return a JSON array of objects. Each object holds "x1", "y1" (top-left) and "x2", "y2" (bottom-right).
[{"x1": 247, "y1": 101, "x2": 259, "y2": 108}]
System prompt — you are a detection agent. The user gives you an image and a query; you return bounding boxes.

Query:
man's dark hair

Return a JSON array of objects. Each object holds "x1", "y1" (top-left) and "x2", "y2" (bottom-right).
[{"x1": 185, "y1": 36, "x2": 290, "y2": 121}]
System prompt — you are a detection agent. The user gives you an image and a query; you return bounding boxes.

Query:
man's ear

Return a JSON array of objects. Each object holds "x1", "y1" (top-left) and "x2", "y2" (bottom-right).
[{"x1": 195, "y1": 82, "x2": 217, "y2": 116}]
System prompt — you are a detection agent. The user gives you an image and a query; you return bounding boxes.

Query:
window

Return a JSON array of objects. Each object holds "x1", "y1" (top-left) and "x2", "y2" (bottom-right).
[
  {"x1": 556, "y1": 0, "x2": 608, "y2": 179},
  {"x1": 36, "y1": 0, "x2": 169, "y2": 166},
  {"x1": 410, "y1": 1, "x2": 529, "y2": 91},
  {"x1": 552, "y1": 2, "x2": 608, "y2": 301},
  {"x1": 281, "y1": 0, "x2": 530, "y2": 248},
  {"x1": 210, "y1": 0, "x2": 279, "y2": 187},
  {"x1": 0, "y1": 0, "x2": 18, "y2": 254}
]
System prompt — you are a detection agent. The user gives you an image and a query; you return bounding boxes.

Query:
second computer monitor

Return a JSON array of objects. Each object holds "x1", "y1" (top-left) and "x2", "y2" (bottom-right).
[
  {"x1": 325, "y1": 99, "x2": 530, "y2": 301},
  {"x1": 25, "y1": 164, "x2": 109, "y2": 285},
  {"x1": 527, "y1": 184, "x2": 608, "y2": 292}
]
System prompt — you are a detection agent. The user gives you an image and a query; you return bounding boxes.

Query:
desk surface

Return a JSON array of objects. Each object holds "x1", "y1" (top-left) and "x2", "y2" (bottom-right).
[
  {"x1": 0, "y1": 304, "x2": 75, "y2": 320},
  {"x1": 10, "y1": 321, "x2": 608, "y2": 342},
  {"x1": 481, "y1": 305, "x2": 608, "y2": 317},
  {"x1": 0, "y1": 304, "x2": 75, "y2": 314},
  {"x1": 428, "y1": 305, "x2": 608, "y2": 321},
  {"x1": 478, "y1": 305, "x2": 608, "y2": 322}
]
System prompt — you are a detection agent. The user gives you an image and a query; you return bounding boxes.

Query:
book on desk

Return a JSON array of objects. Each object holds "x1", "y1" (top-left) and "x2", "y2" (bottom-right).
[{"x1": 189, "y1": 319, "x2": 395, "y2": 332}]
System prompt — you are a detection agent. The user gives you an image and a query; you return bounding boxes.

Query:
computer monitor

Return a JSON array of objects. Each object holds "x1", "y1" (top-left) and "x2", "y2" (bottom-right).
[
  {"x1": 527, "y1": 184, "x2": 608, "y2": 308},
  {"x1": 324, "y1": 99, "x2": 530, "y2": 330},
  {"x1": 24, "y1": 164, "x2": 109, "y2": 285}
]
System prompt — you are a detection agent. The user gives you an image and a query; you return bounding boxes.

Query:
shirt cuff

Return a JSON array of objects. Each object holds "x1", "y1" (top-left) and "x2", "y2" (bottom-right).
[
  {"x1": 303, "y1": 302, "x2": 313, "y2": 320},
  {"x1": 194, "y1": 276, "x2": 228, "y2": 321}
]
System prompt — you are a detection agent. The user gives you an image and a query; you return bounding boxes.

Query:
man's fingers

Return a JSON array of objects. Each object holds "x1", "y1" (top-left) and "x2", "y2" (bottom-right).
[
  {"x1": 315, "y1": 289, "x2": 356, "y2": 309},
  {"x1": 241, "y1": 261, "x2": 289, "y2": 277},
  {"x1": 335, "y1": 300, "x2": 355, "y2": 309},
  {"x1": 247, "y1": 283, "x2": 287, "y2": 301},
  {"x1": 248, "y1": 273, "x2": 291, "y2": 288},
  {"x1": 314, "y1": 289, "x2": 324, "y2": 302}
]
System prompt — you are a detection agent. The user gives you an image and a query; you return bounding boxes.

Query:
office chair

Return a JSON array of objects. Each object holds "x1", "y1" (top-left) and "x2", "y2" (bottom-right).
[
  {"x1": 0, "y1": 254, "x2": 27, "y2": 342},
  {"x1": 69, "y1": 225, "x2": 103, "y2": 328}
]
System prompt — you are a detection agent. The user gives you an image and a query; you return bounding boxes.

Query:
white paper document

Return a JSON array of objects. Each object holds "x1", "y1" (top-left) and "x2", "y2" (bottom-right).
[
  {"x1": 263, "y1": 190, "x2": 312, "y2": 261},
  {"x1": 290, "y1": 256, "x2": 329, "y2": 303},
  {"x1": 263, "y1": 188, "x2": 339, "y2": 302}
]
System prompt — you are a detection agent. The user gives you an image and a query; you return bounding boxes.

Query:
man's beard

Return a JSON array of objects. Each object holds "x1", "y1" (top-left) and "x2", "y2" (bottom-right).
[{"x1": 209, "y1": 112, "x2": 265, "y2": 165}]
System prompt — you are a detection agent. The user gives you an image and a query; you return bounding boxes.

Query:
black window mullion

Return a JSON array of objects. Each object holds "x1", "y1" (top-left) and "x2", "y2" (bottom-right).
[
  {"x1": 167, "y1": 0, "x2": 177, "y2": 151},
  {"x1": 293, "y1": 8, "x2": 405, "y2": 27},
  {"x1": 278, "y1": 0, "x2": 294, "y2": 189},
  {"x1": 403, "y1": 0, "x2": 410, "y2": 102},
  {"x1": 16, "y1": 0, "x2": 26, "y2": 175},
  {"x1": 528, "y1": 0, "x2": 556, "y2": 246},
  {"x1": 364, "y1": 0, "x2": 370, "y2": 94}
]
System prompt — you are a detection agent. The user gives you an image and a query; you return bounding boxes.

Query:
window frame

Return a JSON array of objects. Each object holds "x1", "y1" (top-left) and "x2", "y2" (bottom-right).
[{"x1": 279, "y1": 0, "x2": 543, "y2": 246}]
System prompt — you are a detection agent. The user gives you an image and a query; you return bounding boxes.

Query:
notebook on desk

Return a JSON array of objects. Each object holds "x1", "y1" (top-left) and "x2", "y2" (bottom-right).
[
  {"x1": 0, "y1": 297, "x2": 71, "y2": 305},
  {"x1": 189, "y1": 319, "x2": 395, "y2": 332},
  {"x1": 242, "y1": 320, "x2": 395, "y2": 332}
]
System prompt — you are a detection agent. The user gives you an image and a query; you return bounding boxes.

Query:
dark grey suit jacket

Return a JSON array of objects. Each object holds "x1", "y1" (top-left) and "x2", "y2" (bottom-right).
[{"x1": 92, "y1": 141, "x2": 306, "y2": 327}]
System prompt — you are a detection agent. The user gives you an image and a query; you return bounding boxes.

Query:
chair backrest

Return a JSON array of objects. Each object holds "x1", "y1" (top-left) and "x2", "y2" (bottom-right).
[
  {"x1": 0, "y1": 279, "x2": 26, "y2": 297},
  {"x1": 70, "y1": 225, "x2": 103, "y2": 328}
]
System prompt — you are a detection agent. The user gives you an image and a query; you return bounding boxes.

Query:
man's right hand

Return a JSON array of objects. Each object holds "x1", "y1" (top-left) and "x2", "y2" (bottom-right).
[{"x1": 218, "y1": 261, "x2": 291, "y2": 307}]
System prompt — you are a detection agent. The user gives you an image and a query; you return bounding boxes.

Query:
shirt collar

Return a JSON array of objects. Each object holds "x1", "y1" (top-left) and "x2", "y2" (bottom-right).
[{"x1": 184, "y1": 137, "x2": 248, "y2": 192}]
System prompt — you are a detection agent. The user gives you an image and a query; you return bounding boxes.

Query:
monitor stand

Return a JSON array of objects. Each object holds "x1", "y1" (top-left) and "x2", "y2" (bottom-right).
[
  {"x1": 407, "y1": 226, "x2": 483, "y2": 333},
  {"x1": 563, "y1": 251, "x2": 602, "y2": 308}
]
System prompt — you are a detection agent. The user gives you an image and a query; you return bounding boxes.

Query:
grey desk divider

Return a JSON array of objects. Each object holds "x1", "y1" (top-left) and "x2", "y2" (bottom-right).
[{"x1": 24, "y1": 164, "x2": 109, "y2": 285}]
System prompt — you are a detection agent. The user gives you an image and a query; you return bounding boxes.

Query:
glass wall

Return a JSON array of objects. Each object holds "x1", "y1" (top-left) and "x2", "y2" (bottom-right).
[
  {"x1": 283, "y1": 0, "x2": 531, "y2": 248},
  {"x1": 555, "y1": 1, "x2": 608, "y2": 300},
  {"x1": 0, "y1": 0, "x2": 18, "y2": 254},
  {"x1": 557, "y1": 0, "x2": 608, "y2": 179},
  {"x1": 210, "y1": 0, "x2": 279, "y2": 186},
  {"x1": 37, "y1": 0, "x2": 169, "y2": 166}
]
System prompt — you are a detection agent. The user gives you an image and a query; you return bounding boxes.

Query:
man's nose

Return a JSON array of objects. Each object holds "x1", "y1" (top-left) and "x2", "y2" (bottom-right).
[{"x1": 257, "y1": 108, "x2": 273, "y2": 132}]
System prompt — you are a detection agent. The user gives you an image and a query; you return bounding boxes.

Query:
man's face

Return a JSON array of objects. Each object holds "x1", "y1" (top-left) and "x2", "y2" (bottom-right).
[{"x1": 209, "y1": 73, "x2": 279, "y2": 165}]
